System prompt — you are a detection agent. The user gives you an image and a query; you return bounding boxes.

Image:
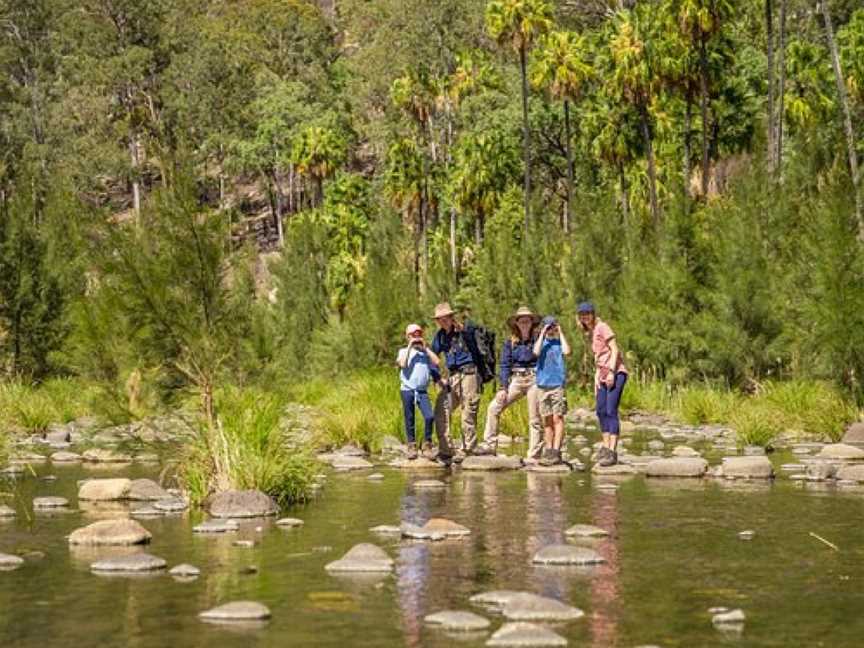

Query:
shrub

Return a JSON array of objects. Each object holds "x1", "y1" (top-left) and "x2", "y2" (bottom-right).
[
  {"x1": 676, "y1": 386, "x2": 737, "y2": 425},
  {"x1": 761, "y1": 380, "x2": 855, "y2": 441},
  {"x1": 730, "y1": 404, "x2": 782, "y2": 448}
]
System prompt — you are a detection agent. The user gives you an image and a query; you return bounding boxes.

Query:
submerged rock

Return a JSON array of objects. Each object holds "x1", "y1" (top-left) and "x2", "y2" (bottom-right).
[
  {"x1": 33, "y1": 496, "x2": 69, "y2": 509},
  {"x1": 77, "y1": 478, "x2": 131, "y2": 501},
  {"x1": 275, "y1": 517, "x2": 304, "y2": 527},
  {"x1": 487, "y1": 622, "x2": 567, "y2": 647},
  {"x1": 461, "y1": 455, "x2": 522, "y2": 471},
  {"x1": 0, "y1": 553, "x2": 25, "y2": 570},
  {"x1": 127, "y1": 479, "x2": 171, "y2": 501},
  {"x1": 719, "y1": 456, "x2": 774, "y2": 479},
  {"x1": 68, "y1": 519, "x2": 152, "y2": 546},
  {"x1": 413, "y1": 479, "x2": 446, "y2": 489},
  {"x1": 565, "y1": 524, "x2": 608, "y2": 538},
  {"x1": 841, "y1": 422, "x2": 864, "y2": 446},
  {"x1": 50, "y1": 451, "x2": 82, "y2": 463},
  {"x1": 91, "y1": 553, "x2": 166, "y2": 573},
  {"x1": 331, "y1": 456, "x2": 374, "y2": 470},
  {"x1": 170, "y1": 563, "x2": 201, "y2": 578},
  {"x1": 325, "y1": 543, "x2": 393, "y2": 572},
  {"x1": 199, "y1": 601, "x2": 271, "y2": 623},
  {"x1": 501, "y1": 594, "x2": 584, "y2": 621},
  {"x1": 154, "y1": 498, "x2": 187, "y2": 513},
  {"x1": 401, "y1": 522, "x2": 445, "y2": 541},
  {"x1": 423, "y1": 517, "x2": 471, "y2": 537},
  {"x1": 424, "y1": 610, "x2": 490, "y2": 631},
  {"x1": 818, "y1": 444, "x2": 864, "y2": 460},
  {"x1": 645, "y1": 458, "x2": 708, "y2": 478},
  {"x1": 0, "y1": 505, "x2": 16, "y2": 518},
  {"x1": 193, "y1": 519, "x2": 240, "y2": 534},
  {"x1": 532, "y1": 544, "x2": 604, "y2": 566},
  {"x1": 836, "y1": 464, "x2": 864, "y2": 482},
  {"x1": 82, "y1": 448, "x2": 133, "y2": 463},
  {"x1": 207, "y1": 490, "x2": 278, "y2": 518}
]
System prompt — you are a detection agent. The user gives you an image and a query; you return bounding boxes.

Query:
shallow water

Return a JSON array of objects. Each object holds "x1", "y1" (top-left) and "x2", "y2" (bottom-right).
[{"x1": 2, "y1": 450, "x2": 864, "y2": 647}]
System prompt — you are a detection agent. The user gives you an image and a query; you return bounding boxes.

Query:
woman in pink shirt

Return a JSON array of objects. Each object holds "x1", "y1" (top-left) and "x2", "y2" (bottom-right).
[{"x1": 578, "y1": 302, "x2": 628, "y2": 467}]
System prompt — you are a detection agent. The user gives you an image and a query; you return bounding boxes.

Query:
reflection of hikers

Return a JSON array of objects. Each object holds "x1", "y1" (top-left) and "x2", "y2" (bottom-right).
[
  {"x1": 534, "y1": 316, "x2": 571, "y2": 466},
  {"x1": 431, "y1": 302, "x2": 484, "y2": 458},
  {"x1": 479, "y1": 306, "x2": 542, "y2": 458},
  {"x1": 578, "y1": 302, "x2": 628, "y2": 467},
  {"x1": 397, "y1": 323, "x2": 441, "y2": 460}
]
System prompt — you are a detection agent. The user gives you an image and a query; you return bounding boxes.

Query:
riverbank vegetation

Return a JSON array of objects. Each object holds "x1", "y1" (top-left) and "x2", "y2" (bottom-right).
[{"x1": 2, "y1": 1, "x2": 864, "y2": 493}]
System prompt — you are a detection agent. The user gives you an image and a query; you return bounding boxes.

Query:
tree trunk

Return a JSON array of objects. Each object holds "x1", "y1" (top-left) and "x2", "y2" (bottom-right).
[
  {"x1": 765, "y1": 0, "x2": 775, "y2": 170},
  {"x1": 775, "y1": 0, "x2": 787, "y2": 176},
  {"x1": 563, "y1": 99, "x2": 574, "y2": 234},
  {"x1": 130, "y1": 137, "x2": 141, "y2": 220},
  {"x1": 683, "y1": 93, "x2": 693, "y2": 210},
  {"x1": 699, "y1": 34, "x2": 711, "y2": 198},
  {"x1": 446, "y1": 111, "x2": 458, "y2": 282},
  {"x1": 820, "y1": 0, "x2": 864, "y2": 239},
  {"x1": 274, "y1": 170, "x2": 285, "y2": 247},
  {"x1": 519, "y1": 44, "x2": 532, "y2": 235},
  {"x1": 618, "y1": 163, "x2": 629, "y2": 225},
  {"x1": 639, "y1": 106, "x2": 660, "y2": 225}
]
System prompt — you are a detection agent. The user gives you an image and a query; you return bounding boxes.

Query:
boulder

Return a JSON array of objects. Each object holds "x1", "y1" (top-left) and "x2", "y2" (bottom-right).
[
  {"x1": 127, "y1": 479, "x2": 171, "y2": 501},
  {"x1": 487, "y1": 622, "x2": 567, "y2": 647},
  {"x1": 720, "y1": 456, "x2": 774, "y2": 479},
  {"x1": 193, "y1": 519, "x2": 239, "y2": 534},
  {"x1": 423, "y1": 518, "x2": 471, "y2": 537},
  {"x1": 425, "y1": 610, "x2": 490, "y2": 631},
  {"x1": 532, "y1": 544, "x2": 605, "y2": 566},
  {"x1": 565, "y1": 524, "x2": 608, "y2": 538},
  {"x1": 461, "y1": 455, "x2": 522, "y2": 471},
  {"x1": 82, "y1": 448, "x2": 133, "y2": 463},
  {"x1": 841, "y1": 422, "x2": 864, "y2": 445},
  {"x1": 90, "y1": 553, "x2": 166, "y2": 573},
  {"x1": 170, "y1": 564, "x2": 201, "y2": 578},
  {"x1": 50, "y1": 451, "x2": 82, "y2": 463},
  {"x1": 325, "y1": 543, "x2": 393, "y2": 572},
  {"x1": 501, "y1": 594, "x2": 584, "y2": 621},
  {"x1": 0, "y1": 553, "x2": 25, "y2": 570},
  {"x1": 199, "y1": 601, "x2": 271, "y2": 623},
  {"x1": 207, "y1": 490, "x2": 278, "y2": 518},
  {"x1": 33, "y1": 496, "x2": 69, "y2": 509},
  {"x1": 645, "y1": 458, "x2": 708, "y2": 478},
  {"x1": 77, "y1": 478, "x2": 131, "y2": 501},
  {"x1": 818, "y1": 444, "x2": 864, "y2": 461},
  {"x1": 68, "y1": 519, "x2": 152, "y2": 546},
  {"x1": 836, "y1": 464, "x2": 864, "y2": 482}
]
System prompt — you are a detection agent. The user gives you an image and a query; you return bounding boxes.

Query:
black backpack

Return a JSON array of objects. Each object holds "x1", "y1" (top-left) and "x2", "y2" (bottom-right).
[{"x1": 472, "y1": 326, "x2": 497, "y2": 386}]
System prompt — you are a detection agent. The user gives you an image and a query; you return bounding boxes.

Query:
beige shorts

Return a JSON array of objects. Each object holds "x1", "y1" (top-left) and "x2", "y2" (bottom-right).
[{"x1": 537, "y1": 386, "x2": 567, "y2": 417}]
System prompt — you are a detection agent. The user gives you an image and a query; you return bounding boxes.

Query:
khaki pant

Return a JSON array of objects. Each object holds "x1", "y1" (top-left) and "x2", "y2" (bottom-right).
[
  {"x1": 483, "y1": 372, "x2": 543, "y2": 459},
  {"x1": 434, "y1": 370, "x2": 480, "y2": 453}
]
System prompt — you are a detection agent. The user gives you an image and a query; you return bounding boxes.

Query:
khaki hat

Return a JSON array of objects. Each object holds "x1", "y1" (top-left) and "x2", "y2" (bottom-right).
[
  {"x1": 507, "y1": 306, "x2": 540, "y2": 329},
  {"x1": 433, "y1": 302, "x2": 456, "y2": 319}
]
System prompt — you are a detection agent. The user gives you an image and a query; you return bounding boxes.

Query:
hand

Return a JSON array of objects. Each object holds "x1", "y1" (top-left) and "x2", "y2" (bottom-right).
[
  {"x1": 604, "y1": 372, "x2": 615, "y2": 388},
  {"x1": 496, "y1": 389, "x2": 507, "y2": 405}
]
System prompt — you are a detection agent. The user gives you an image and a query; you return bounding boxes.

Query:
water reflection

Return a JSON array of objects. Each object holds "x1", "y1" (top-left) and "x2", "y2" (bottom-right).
[{"x1": 588, "y1": 490, "x2": 620, "y2": 647}]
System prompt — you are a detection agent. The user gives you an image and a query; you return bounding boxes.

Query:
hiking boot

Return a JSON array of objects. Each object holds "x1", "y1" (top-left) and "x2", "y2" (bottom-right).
[
  {"x1": 473, "y1": 444, "x2": 496, "y2": 456},
  {"x1": 539, "y1": 448, "x2": 557, "y2": 467},
  {"x1": 551, "y1": 449, "x2": 564, "y2": 465},
  {"x1": 421, "y1": 441, "x2": 435, "y2": 459},
  {"x1": 595, "y1": 446, "x2": 610, "y2": 462},
  {"x1": 598, "y1": 450, "x2": 618, "y2": 467},
  {"x1": 406, "y1": 444, "x2": 418, "y2": 460},
  {"x1": 452, "y1": 449, "x2": 466, "y2": 463}
]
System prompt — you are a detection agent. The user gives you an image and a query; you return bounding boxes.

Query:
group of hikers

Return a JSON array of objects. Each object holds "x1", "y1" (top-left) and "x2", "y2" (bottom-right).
[{"x1": 396, "y1": 302, "x2": 628, "y2": 468}]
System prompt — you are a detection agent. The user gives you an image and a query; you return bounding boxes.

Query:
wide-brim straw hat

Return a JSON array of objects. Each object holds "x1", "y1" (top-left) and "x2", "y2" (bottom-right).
[
  {"x1": 433, "y1": 302, "x2": 456, "y2": 319},
  {"x1": 507, "y1": 306, "x2": 541, "y2": 330}
]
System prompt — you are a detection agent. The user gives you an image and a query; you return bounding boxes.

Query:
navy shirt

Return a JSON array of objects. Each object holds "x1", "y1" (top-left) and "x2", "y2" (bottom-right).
[
  {"x1": 432, "y1": 323, "x2": 480, "y2": 371},
  {"x1": 500, "y1": 337, "x2": 537, "y2": 387}
]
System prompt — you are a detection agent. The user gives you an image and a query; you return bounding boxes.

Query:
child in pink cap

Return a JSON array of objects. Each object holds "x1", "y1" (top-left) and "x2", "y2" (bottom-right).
[{"x1": 397, "y1": 323, "x2": 440, "y2": 459}]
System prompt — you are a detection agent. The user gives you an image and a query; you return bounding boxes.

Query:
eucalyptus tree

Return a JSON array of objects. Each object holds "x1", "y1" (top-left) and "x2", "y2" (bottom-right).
[
  {"x1": 485, "y1": 0, "x2": 553, "y2": 233},
  {"x1": 531, "y1": 30, "x2": 593, "y2": 232}
]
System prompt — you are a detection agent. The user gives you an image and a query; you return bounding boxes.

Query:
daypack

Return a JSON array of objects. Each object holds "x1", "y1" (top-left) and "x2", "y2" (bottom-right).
[{"x1": 472, "y1": 326, "x2": 497, "y2": 386}]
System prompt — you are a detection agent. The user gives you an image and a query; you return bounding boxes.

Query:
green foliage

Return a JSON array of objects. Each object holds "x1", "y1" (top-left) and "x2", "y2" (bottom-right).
[
  {"x1": 676, "y1": 385, "x2": 736, "y2": 425},
  {"x1": 0, "y1": 378, "x2": 99, "y2": 432},
  {"x1": 729, "y1": 404, "x2": 782, "y2": 448}
]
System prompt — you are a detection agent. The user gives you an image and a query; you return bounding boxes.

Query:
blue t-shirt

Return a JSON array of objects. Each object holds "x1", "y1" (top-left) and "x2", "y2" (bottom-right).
[
  {"x1": 397, "y1": 346, "x2": 434, "y2": 391},
  {"x1": 431, "y1": 324, "x2": 478, "y2": 371},
  {"x1": 536, "y1": 338, "x2": 565, "y2": 388}
]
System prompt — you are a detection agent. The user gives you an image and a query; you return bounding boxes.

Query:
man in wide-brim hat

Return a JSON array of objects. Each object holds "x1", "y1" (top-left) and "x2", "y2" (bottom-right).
[
  {"x1": 477, "y1": 306, "x2": 543, "y2": 458},
  {"x1": 430, "y1": 301, "x2": 483, "y2": 459}
]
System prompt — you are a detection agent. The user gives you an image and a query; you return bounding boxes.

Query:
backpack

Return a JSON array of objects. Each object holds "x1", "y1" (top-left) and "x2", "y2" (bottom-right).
[{"x1": 472, "y1": 326, "x2": 497, "y2": 386}]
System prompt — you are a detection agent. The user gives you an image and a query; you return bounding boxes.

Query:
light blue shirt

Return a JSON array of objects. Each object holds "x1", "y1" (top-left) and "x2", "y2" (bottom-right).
[
  {"x1": 536, "y1": 338, "x2": 565, "y2": 388},
  {"x1": 397, "y1": 346, "x2": 433, "y2": 391}
]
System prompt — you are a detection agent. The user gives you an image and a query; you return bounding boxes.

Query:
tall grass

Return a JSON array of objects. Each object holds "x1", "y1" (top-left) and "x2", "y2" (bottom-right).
[
  {"x1": 0, "y1": 378, "x2": 101, "y2": 432},
  {"x1": 180, "y1": 386, "x2": 316, "y2": 506}
]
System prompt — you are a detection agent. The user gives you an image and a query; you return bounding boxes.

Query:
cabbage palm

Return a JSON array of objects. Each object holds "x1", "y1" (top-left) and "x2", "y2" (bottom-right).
[
  {"x1": 292, "y1": 126, "x2": 347, "y2": 207},
  {"x1": 485, "y1": 0, "x2": 553, "y2": 234}
]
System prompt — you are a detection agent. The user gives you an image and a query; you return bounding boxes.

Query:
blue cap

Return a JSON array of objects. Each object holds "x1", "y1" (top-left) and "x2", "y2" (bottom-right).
[
  {"x1": 577, "y1": 301, "x2": 595, "y2": 314},
  {"x1": 541, "y1": 316, "x2": 558, "y2": 327}
]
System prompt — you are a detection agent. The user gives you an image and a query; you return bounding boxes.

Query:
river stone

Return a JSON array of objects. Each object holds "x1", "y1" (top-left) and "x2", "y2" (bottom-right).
[
  {"x1": 401, "y1": 522, "x2": 446, "y2": 541},
  {"x1": 425, "y1": 610, "x2": 490, "y2": 631},
  {"x1": 33, "y1": 496, "x2": 69, "y2": 509},
  {"x1": 647, "y1": 440, "x2": 665, "y2": 451},
  {"x1": 645, "y1": 457, "x2": 708, "y2": 478},
  {"x1": 325, "y1": 543, "x2": 393, "y2": 572},
  {"x1": 370, "y1": 524, "x2": 402, "y2": 535},
  {"x1": 391, "y1": 457, "x2": 443, "y2": 470},
  {"x1": 50, "y1": 451, "x2": 82, "y2": 463},
  {"x1": 170, "y1": 563, "x2": 201, "y2": 577},
  {"x1": 470, "y1": 590, "x2": 527, "y2": 609},
  {"x1": 91, "y1": 553, "x2": 166, "y2": 573},
  {"x1": 127, "y1": 479, "x2": 171, "y2": 501},
  {"x1": 154, "y1": 498, "x2": 187, "y2": 513},
  {"x1": 77, "y1": 478, "x2": 131, "y2": 501},
  {"x1": 565, "y1": 524, "x2": 608, "y2": 538},
  {"x1": 0, "y1": 553, "x2": 25, "y2": 570},
  {"x1": 193, "y1": 519, "x2": 239, "y2": 533},
  {"x1": 69, "y1": 519, "x2": 152, "y2": 545},
  {"x1": 671, "y1": 445, "x2": 701, "y2": 458},
  {"x1": 0, "y1": 505, "x2": 15, "y2": 518},
  {"x1": 414, "y1": 479, "x2": 446, "y2": 489},
  {"x1": 842, "y1": 422, "x2": 864, "y2": 445},
  {"x1": 501, "y1": 594, "x2": 585, "y2": 621},
  {"x1": 591, "y1": 463, "x2": 637, "y2": 475},
  {"x1": 423, "y1": 518, "x2": 471, "y2": 537},
  {"x1": 720, "y1": 456, "x2": 774, "y2": 479},
  {"x1": 367, "y1": 473, "x2": 384, "y2": 480},
  {"x1": 806, "y1": 462, "x2": 838, "y2": 481},
  {"x1": 233, "y1": 539, "x2": 256, "y2": 548},
  {"x1": 200, "y1": 601, "x2": 271, "y2": 623},
  {"x1": 276, "y1": 517, "x2": 304, "y2": 527},
  {"x1": 130, "y1": 506, "x2": 164, "y2": 519},
  {"x1": 487, "y1": 622, "x2": 567, "y2": 647},
  {"x1": 1, "y1": 464, "x2": 25, "y2": 475},
  {"x1": 10, "y1": 452, "x2": 48, "y2": 464},
  {"x1": 532, "y1": 544, "x2": 605, "y2": 566},
  {"x1": 712, "y1": 609, "x2": 746, "y2": 625},
  {"x1": 82, "y1": 448, "x2": 133, "y2": 463},
  {"x1": 331, "y1": 456, "x2": 374, "y2": 470},
  {"x1": 743, "y1": 445, "x2": 766, "y2": 456},
  {"x1": 738, "y1": 530, "x2": 756, "y2": 540},
  {"x1": 461, "y1": 455, "x2": 522, "y2": 471},
  {"x1": 818, "y1": 444, "x2": 864, "y2": 460},
  {"x1": 524, "y1": 463, "x2": 575, "y2": 474},
  {"x1": 337, "y1": 444, "x2": 366, "y2": 457},
  {"x1": 780, "y1": 463, "x2": 804, "y2": 472},
  {"x1": 208, "y1": 490, "x2": 278, "y2": 518},
  {"x1": 836, "y1": 464, "x2": 864, "y2": 482}
]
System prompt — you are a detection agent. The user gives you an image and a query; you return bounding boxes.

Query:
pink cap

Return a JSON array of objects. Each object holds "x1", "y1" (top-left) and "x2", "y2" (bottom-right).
[{"x1": 405, "y1": 323, "x2": 423, "y2": 336}]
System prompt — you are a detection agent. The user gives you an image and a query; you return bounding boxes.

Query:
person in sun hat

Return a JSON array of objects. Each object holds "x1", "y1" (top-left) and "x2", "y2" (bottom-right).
[
  {"x1": 431, "y1": 301, "x2": 484, "y2": 461},
  {"x1": 577, "y1": 301, "x2": 628, "y2": 467},
  {"x1": 476, "y1": 306, "x2": 543, "y2": 459},
  {"x1": 396, "y1": 322, "x2": 441, "y2": 460},
  {"x1": 533, "y1": 315, "x2": 572, "y2": 466}
]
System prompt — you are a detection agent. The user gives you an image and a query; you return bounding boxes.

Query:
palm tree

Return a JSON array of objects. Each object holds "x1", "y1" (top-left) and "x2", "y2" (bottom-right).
[
  {"x1": 531, "y1": 30, "x2": 593, "y2": 232},
  {"x1": 485, "y1": 0, "x2": 553, "y2": 234},
  {"x1": 292, "y1": 125, "x2": 347, "y2": 207},
  {"x1": 384, "y1": 138, "x2": 426, "y2": 291}
]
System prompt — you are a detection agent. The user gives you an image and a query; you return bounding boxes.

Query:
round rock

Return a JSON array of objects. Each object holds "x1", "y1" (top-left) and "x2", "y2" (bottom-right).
[
  {"x1": 325, "y1": 543, "x2": 393, "y2": 572},
  {"x1": 487, "y1": 622, "x2": 568, "y2": 647},
  {"x1": 817, "y1": 444, "x2": 864, "y2": 460},
  {"x1": 532, "y1": 544, "x2": 605, "y2": 566},
  {"x1": 645, "y1": 458, "x2": 708, "y2": 478},
  {"x1": 77, "y1": 478, "x2": 131, "y2": 501},
  {"x1": 401, "y1": 523, "x2": 446, "y2": 541},
  {"x1": 422, "y1": 518, "x2": 471, "y2": 537},
  {"x1": 720, "y1": 456, "x2": 774, "y2": 479},
  {"x1": 33, "y1": 496, "x2": 69, "y2": 509},
  {"x1": 501, "y1": 593, "x2": 584, "y2": 621},
  {"x1": 565, "y1": 524, "x2": 608, "y2": 538},
  {"x1": 461, "y1": 455, "x2": 522, "y2": 471},
  {"x1": 0, "y1": 553, "x2": 24, "y2": 570},
  {"x1": 127, "y1": 479, "x2": 171, "y2": 501},
  {"x1": 424, "y1": 610, "x2": 490, "y2": 631},
  {"x1": 207, "y1": 490, "x2": 278, "y2": 518},
  {"x1": 276, "y1": 517, "x2": 304, "y2": 528},
  {"x1": 170, "y1": 563, "x2": 201, "y2": 578},
  {"x1": 199, "y1": 601, "x2": 271, "y2": 623},
  {"x1": 193, "y1": 519, "x2": 239, "y2": 534},
  {"x1": 91, "y1": 553, "x2": 166, "y2": 573},
  {"x1": 68, "y1": 519, "x2": 152, "y2": 546}
]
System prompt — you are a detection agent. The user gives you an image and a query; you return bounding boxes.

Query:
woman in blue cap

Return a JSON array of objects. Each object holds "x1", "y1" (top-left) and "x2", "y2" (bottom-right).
[{"x1": 577, "y1": 302, "x2": 628, "y2": 467}]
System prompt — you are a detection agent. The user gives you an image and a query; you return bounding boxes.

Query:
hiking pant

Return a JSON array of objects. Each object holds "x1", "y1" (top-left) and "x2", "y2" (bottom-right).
[
  {"x1": 483, "y1": 371, "x2": 542, "y2": 458},
  {"x1": 434, "y1": 370, "x2": 480, "y2": 453},
  {"x1": 401, "y1": 389, "x2": 434, "y2": 445},
  {"x1": 596, "y1": 372, "x2": 628, "y2": 435}
]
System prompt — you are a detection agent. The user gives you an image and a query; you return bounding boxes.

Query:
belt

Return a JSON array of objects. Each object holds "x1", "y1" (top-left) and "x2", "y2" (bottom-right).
[
  {"x1": 452, "y1": 364, "x2": 476, "y2": 375},
  {"x1": 511, "y1": 367, "x2": 535, "y2": 375}
]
